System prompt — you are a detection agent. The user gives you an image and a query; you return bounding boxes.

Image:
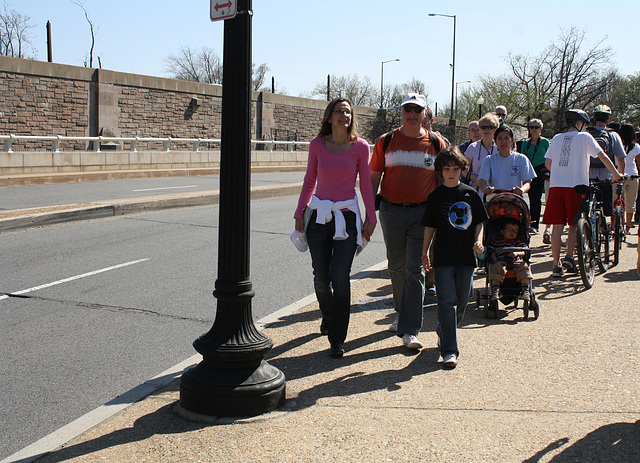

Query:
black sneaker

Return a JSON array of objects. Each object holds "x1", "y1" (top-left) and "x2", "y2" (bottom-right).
[
  {"x1": 551, "y1": 266, "x2": 565, "y2": 278},
  {"x1": 562, "y1": 256, "x2": 577, "y2": 273},
  {"x1": 329, "y1": 341, "x2": 344, "y2": 358}
]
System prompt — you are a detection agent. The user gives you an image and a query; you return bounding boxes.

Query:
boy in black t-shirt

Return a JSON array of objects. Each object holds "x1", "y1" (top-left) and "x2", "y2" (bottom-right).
[{"x1": 421, "y1": 146, "x2": 488, "y2": 369}]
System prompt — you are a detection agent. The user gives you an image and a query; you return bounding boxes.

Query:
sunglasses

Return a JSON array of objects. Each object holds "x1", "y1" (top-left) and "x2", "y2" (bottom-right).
[
  {"x1": 496, "y1": 113, "x2": 506, "y2": 118},
  {"x1": 480, "y1": 125, "x2": 497, "y2": 130},
  {"x1": 529, "y1": 125, "x2": 541, "y2": 129},
  {"x1": 403, "y1": 105, "x2": 424, "y2": 113}
]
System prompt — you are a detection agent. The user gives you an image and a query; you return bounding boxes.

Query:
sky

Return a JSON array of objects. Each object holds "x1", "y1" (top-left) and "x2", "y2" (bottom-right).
[{"x1": 11, "y1": 0, "x2": 640, "y2": 113}]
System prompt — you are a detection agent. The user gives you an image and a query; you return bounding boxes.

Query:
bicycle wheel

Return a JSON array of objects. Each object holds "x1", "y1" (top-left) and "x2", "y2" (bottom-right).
[
  {"x1": 595, "y1": 213, "x2": 610, "y2": 272},
  {"x1": 576, "y1": 218, "x2": 595, "y2": 289},
  {"x1": 612, "y1": 208, "x2": 623, "y2": 266}
]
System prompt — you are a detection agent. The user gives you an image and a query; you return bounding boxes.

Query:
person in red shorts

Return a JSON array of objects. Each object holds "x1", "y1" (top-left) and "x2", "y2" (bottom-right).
[{"x1": 544, "y1": 109, "x2": 622, "y2": 278}]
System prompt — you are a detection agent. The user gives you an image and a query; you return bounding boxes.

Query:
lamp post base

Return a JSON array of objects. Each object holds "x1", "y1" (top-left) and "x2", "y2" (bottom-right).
[{"x1": 180, "y1": 359, "x2": 285, "y2": 418}]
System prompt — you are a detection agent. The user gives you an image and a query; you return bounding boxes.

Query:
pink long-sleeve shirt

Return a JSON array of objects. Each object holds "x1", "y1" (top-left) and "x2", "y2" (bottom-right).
[{"x1": 294, "y1": 136, "x2": 377, "y2": 222}]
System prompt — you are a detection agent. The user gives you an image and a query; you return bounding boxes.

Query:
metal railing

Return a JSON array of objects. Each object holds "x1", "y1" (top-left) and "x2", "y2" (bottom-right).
[{"x1": 0, "y1": 134, "x2": 311, "y2": 153}]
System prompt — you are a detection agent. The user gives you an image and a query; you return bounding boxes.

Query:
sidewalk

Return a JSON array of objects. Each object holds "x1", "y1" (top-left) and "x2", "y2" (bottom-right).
[{"x1": 24, "y1": 231, "x2": 640, "y2": 462}]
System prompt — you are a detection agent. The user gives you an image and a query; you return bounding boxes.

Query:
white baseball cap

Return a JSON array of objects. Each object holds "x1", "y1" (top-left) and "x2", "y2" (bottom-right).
[{"x1": 401, "y1": 93, "x2": 427, "y2": 108}]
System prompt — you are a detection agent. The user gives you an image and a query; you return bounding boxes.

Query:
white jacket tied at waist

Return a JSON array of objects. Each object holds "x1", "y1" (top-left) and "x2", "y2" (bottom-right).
[{"x1": 309, "y1": 195, "x2": 367, "y2": 253}]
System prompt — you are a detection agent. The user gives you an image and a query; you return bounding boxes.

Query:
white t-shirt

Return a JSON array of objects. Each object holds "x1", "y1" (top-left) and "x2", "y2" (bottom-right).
[
  {"x1": 478, "y1": 152, "x2": 537, "y2": 190},
  {"x1": 545, "y1": 131, "x2": 602, "y2": 188},
  {"x1": 624, "y1": 143, "x2": 640, "y2": 176},
  {"x1": 464, "y1": 140, "x2": 498, "y2": 188}
]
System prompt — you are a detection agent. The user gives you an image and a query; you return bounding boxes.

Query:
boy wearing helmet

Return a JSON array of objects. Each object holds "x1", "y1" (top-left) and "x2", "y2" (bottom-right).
[{"x1": 544, "y1": 109, "x2": 622, "y2": 278}]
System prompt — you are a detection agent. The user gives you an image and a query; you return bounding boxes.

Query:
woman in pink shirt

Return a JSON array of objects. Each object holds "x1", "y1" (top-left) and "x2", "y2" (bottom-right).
[{"x1": 294, "y1": 98, "x2": 377, "y2": 358}]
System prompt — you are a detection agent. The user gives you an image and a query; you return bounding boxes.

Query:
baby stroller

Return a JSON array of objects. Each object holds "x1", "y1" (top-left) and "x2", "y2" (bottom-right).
[{"x1": 476, "y1": 192, "x2": 539, "y2": 320}]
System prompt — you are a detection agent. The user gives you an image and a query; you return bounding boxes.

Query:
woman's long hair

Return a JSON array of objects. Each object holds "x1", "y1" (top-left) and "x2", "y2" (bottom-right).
[
  {"x1": 619, "y1": 123, "x2": 637, "y2": 151},
  {"x1": 318, "y1": 97, "x2": 358, "y2": 140}
]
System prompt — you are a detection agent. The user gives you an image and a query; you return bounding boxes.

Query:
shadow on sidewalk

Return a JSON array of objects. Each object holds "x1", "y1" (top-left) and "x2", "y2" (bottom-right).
[
  {"x1": 523, "y1": 420, "x2": 640, "y2": 462},
  {"x1": 279, "y1": 347, "x2": 440, "y2": 411},
  {"x1": 38, "y1": 395, "x2": 206, "y2": 463}
]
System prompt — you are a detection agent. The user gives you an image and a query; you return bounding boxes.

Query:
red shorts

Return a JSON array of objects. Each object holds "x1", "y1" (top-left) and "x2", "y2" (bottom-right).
[{"x1": 543, "y1": 187, "x2": 581, "y2": 225}]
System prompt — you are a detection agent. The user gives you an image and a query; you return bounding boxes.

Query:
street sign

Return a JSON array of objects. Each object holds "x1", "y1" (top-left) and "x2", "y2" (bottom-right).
[{"x1": 210, "y1": 0, "x2": 237, "y2": 22}]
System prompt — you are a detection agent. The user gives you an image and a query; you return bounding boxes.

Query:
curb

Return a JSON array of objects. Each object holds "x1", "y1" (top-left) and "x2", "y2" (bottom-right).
[{"x1": 0, "y1": 183, "x2": 302, "y2": 233}]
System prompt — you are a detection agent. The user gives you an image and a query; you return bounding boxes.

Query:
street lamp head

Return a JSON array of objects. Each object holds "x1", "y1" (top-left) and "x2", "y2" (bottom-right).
[
  {"x1": 477, "y1": 96, "x2": 485, "y2": 105},
  {"x1": 428, "y1": 13, "x2": 436, "y2": 16}
]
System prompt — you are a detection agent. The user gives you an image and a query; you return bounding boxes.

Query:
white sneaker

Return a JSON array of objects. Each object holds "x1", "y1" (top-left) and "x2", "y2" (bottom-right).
[
  {"x1": 402, "y1": 334, "x2": 423, "y2": 349},
  {"x1": 389, "y1": 316, "x2": 399, "y2": 332},
  {"x1": 442, "y1": 353, "x2": 458, "y2": 369}
]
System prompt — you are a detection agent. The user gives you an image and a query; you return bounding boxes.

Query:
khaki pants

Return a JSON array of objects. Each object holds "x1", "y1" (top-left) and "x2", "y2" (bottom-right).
[{"x1": 489, "y1": 260, "x2": 532, "y2": 283}]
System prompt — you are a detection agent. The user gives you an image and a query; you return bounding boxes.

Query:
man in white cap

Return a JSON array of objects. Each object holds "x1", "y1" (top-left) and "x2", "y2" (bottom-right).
[{"x1": 370, "y1": 93, "x2": 446, "y2": 350}]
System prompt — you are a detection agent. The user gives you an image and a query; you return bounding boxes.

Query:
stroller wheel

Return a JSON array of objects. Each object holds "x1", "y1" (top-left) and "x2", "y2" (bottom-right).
[
  {"x1": 523, "y1": 300, "x2": 529, "y2": 319},
  {"x1": 486, "y1": 298, "x2": 498, "y2": 319},
  {"x1": 531, "y1": 300, "x2": 540, "y2": 320}
]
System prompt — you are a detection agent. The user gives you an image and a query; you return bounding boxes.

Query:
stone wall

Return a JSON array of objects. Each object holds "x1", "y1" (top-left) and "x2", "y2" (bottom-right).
[{"x1": 0, "y1": 56, "x2": 466, "y2": 152}]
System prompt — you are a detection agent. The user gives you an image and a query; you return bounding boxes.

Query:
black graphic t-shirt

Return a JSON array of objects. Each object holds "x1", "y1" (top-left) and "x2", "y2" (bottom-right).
[{"x1": 421, "y1": 182, "x2": 488, "y2": 267}]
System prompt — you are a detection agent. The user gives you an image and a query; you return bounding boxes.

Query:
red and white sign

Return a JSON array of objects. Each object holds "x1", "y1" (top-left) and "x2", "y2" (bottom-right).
[{"x1": 210, "y1": 0, "x2": 237, "y2": 22}]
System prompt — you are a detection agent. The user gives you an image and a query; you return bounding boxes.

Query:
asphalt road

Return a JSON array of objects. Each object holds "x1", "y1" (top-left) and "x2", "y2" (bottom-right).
[{"x1": 0, "y1": 193, "x2": 387, "y2": 460}]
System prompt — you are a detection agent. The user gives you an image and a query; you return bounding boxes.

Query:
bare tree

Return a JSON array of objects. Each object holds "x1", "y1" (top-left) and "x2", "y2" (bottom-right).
[
  {"x1": 165, "y1": 45, "x2": 222, "y2": 83},
  {"x1": 164, "y1": 45, "x2": 268, "y2": 89},
  {"x1": 0, "y1": 2, "x2": 36, "y2": 58},
  {"x1": 71, "y1": 0, "x2": 97, "y2": 67},
  {"x1": 310, "y1": 74, "x2": 378, "y2": 107},
  {"x1": 251, "y1": 62, "x2": 269, "y2": 91},
  {"x1": 455, "y1": 27, "x2": 619, "y2": 134}
]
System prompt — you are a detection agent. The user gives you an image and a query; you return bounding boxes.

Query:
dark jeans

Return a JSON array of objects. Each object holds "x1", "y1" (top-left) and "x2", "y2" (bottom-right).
[
  {"x1": 589, "y1": 177, "x2": 613, "y2": 217},
  {"x1": 306, "y1": 211, "x2": 358, "y2": 344},
  {"x1": 434, "y1": 266, "x2": 474, "y2": 357},
  {"x1": 528, "y1": 165, "x2": 546, "y2": 228}
]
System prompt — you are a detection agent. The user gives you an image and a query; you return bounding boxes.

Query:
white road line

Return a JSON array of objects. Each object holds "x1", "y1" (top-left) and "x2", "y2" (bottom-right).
[
  {"x1": 133, "y1": 185, "x2": 198, "y2": 192},
  {"x1": 0, "y1": 259, "x2": 150, "y2": 301},
  {"x1": 1, "y1": 260, "x2": 388, "y2": 463}
]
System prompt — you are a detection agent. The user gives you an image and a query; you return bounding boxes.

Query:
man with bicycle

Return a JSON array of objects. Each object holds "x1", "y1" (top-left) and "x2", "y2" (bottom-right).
[
  {"x1": 587, "y1": 105, "x2": 626, "y2": 217},
  {"x1": 544, "y1": 109, "x2": 622, "y2": 278}
]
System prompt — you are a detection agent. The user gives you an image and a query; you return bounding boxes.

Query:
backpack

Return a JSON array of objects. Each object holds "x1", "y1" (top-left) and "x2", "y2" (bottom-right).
[
  {"x1": 381, "y1": 129, "x2": 442, "y2": 155},
  {"x1": 586, "y1": 126, "x2": 614, "y2": 168}
]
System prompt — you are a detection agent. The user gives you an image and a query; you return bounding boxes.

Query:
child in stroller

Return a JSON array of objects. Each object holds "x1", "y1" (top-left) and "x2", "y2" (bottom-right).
[
  {"x1": 488, "y1": 218, "x2": 533, "y2": 301},
  {"x1": 481, "y1": 192, "x2": 539, "y2": 319}
]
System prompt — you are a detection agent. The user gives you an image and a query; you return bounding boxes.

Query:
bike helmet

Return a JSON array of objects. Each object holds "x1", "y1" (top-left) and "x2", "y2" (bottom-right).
[
  {"x1": 564, "y1": 109, "x2": 590, "y2": 125},
  {"x1": 593, "y1": 104, "x2": 612, "y2": 117}
]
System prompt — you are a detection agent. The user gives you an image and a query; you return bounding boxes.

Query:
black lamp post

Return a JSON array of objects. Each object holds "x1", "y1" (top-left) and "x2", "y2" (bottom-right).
[
  {"x1": 179, "y1": 0, "x2": 285, "y2": 418},
  {"x1": 429, "y1": 13, "x2": 456, "y2": 124},
  {"x1": 477, "y1": 96, "x2": 485, "y2": 119}
]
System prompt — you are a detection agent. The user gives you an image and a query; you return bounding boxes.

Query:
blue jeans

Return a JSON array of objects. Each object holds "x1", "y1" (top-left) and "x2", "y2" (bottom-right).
[
  {"x1": 306, "y1": 211, "x2": 358, "y2": 343},
  {"x1": 379, "y1": 200, "x2": 425, "y2": 336},
  {"x1": 434, "y1": 266, "x2": 474, "y2": 357}
]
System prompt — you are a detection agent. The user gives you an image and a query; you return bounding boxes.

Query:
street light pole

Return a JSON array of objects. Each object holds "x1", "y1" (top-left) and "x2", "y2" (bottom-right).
[
  {"x1": 477, "y1": 95, "x2": 485, "y2": 119},
  {"x1": 455, "y1": 80, "x2": 471, "y2": 120},
  {"x1": 429, "y1": 13, "x2": 456, "y2": 123},
  {"x1": 380, "y1": 59, "x2": 399, "y2": 108},
  {"x1": 179, "y1": 0, "x2": 285, "y2": 418}
]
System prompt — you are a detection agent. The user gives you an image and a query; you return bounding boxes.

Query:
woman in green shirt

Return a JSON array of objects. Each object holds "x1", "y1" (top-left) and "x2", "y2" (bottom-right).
[{"x1": 519, "y1": 119, "x2": 550, "y2": 235}]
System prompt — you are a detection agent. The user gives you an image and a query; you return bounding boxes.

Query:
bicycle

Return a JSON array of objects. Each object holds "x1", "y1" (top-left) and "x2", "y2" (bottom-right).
[
  {"x1": 573, "y1": 180, "x2": 610, "y2": 289},
  {"x1": 610, "y1": 175, "x2": 640, "y2": 266}
]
